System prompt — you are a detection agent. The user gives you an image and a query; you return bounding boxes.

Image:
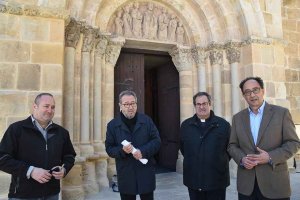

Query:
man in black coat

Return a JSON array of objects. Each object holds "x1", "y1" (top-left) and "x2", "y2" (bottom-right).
[
  {"x1": 180, "y1": 92, "x2": 231, "y2": 200},
  {"x1": 105, "y1": 90, "x2": 161, "y2": 200},
  {"x1": 0, "y1": 93, "x2": 76, "y2": 200}
]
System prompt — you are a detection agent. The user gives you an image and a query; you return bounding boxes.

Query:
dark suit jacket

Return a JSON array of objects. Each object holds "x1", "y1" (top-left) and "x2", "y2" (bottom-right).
[{"x1": 228, "y1": 102, "x2": 300, "y2": 199}]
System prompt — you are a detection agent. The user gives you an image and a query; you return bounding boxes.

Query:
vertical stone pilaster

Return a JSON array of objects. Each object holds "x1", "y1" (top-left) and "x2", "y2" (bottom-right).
[
  {"x1": 93, "y1": 34, "x2": 108, "y2": 155},
  {"x1": 82, "y1": 160, "x2": 99, "y2": 195},
  {"x1": 80, "y1": 26, "x2": 96, "y2": 156},
  {"x1": 169, "y1": 46, "x2": 194, "y2": 173},
  {"x1": 192, "y1": 47, "x2": 207, "y2": 92},
  {"x1": 225, "y1": 42, "x2": 241, "y2": 116},
  {"x1": 209, "y1": 46, "x2": 223, "y2": 116},
  {"x1": 103, "y1": 37, "x2": 125, "y2": 183},
  {"x1": 63, "y1": 18, "x2": 81, "y2": 142}
]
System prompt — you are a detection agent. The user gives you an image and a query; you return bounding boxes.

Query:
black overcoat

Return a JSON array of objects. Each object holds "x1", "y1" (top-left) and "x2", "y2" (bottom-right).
[
  {"x1": 105, "y1": 113, "x2": 161, "y2": 194},
  {"x1": 180, "y1": 111, "x2": 231, "y2": 191}
]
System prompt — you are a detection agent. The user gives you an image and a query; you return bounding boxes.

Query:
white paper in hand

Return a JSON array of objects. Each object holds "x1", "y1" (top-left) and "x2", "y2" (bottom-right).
[{"x1": 121, "y1": 140, "x2": 148, "y2": 164}]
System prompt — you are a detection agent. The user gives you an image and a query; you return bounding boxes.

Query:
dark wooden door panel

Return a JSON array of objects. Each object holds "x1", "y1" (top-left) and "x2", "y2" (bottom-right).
[
  {"x1": 156, "y1": 61, "x2": 180, "y2": 170},
  {"x1": 114, "y1": 53, "x2": 144, "y2": 117}
]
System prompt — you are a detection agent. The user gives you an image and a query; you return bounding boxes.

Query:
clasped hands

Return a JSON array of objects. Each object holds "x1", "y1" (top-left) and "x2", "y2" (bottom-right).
[
  {"x1": 242, "y1": 147, "x2": 270, "y2": 169},
  {"x1": 123, "y1": 143, "x2": 143, "y2": 160},
  {"x1": 31, "y1": 165, "x2": 65, "y2": 184}
]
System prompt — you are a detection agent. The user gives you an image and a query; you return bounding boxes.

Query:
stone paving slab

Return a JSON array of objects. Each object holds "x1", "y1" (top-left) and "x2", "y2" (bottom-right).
[{"x1": 86, "y1": 171, "x2": 300, "y2": 200}]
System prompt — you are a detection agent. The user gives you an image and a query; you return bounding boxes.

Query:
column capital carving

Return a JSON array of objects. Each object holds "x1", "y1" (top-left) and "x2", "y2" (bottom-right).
[
  {"x1": 209, "y1": 50, "x2": 223, "y2": 66},
  {"x1": 81, "y1": 26, "x2": 97, "y2": 52},
  {"x1": 95, "y1": 34, "x2": 109, "y2": 56},
  {"x1": 65, "y1": 18, "x2": 81, "y2": 48},
  {"x1": 169, "y1": 46, "x2": 193, "y2": 72},
  {"x1": 191, "y1": 47, "x2": 207, "y2": 65},
  {"x1": 105, "y1": 37, "x2": 125, "y2": 66},
  {"x1": 225, "y1": 41, "x2": 242, "y2": 64}
]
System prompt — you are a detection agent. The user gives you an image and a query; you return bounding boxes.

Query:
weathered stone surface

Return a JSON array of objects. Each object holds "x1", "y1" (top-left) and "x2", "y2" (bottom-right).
[
  {"x1": 0, "y1": 41, "x2": 30, "y2": 62},
  {"x1": 31, "y1": 43, "x2": 63, "y2": 64},
  {"x1": 41, "y1": 64, "x2": 62, "y2": 91},
  {"x1": 0, "y1": 13, "x2": 20, "y2": 39},
  {"x1": 0, "y1": 93, "x2": 27, "y2": 116},
  {"x1": 21, "y1": 17, "x2": 49, "y2": 41},
  {"x1": 50, "y1": 19, "x2": 64, "y2": 42},
  {"x1": 0, "y1": 63, "x2": 17, "y2": 89},
  {"x1": 17, "y1": 64, "x2": 41, "y2": 90}
]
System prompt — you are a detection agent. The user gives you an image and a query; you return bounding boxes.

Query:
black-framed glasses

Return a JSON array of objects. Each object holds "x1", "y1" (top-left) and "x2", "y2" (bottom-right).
[
  {"x1": 122, "y1": 102, "x2": 137, "y2": 108},
  {"x1": 195, "y1": 102, "x2": 209, "y2": 107},
  {"x1": 243, "y1": 87, "x2": 261, "y2": 96}
]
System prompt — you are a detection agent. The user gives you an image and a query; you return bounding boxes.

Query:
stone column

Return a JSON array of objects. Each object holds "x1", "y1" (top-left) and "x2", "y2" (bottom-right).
[
  {"x1": 62, "y1": 19, "x2": 85, "y2": 200},
  {"x1": 225, "y1": 42, "x2": 241, "y2": 116},
  {"x1": 209, "y1": 46, "x2": 223, "y2": 116},
  {"x1": 93, "y1": 34, "x2": 108, "y2": 153},
  {"x1": 225, "y1": 42, "x2": 241, "y2": 178},
  {"x1": 169, "y1": 46, "x2": 194, "y2": 173},
  {"x1": 93, "y1": 34, "x2": 110, "y2": 190},
  {"x1": 80, "y1": 26, "x2": 95, "y2": 156},
  {"x1": 63, "y1": 18, "x2": 81, "y2": 143},
  {"x1": 192, "y1": 47, "x2": 207, "y2": 91},
  {"x1": 103, "y1": 37, "x2": 125, "y2": 182}
]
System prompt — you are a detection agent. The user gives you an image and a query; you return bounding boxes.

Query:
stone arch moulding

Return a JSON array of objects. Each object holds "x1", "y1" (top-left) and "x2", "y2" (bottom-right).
[{"x1": 106, "y1": 1, "x2": 192, "y2": 47}]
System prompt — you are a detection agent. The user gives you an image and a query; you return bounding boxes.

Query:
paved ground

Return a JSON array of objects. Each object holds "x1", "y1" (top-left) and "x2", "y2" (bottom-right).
[{"x1": 86, "y1": 170, "x2": 300, "y2": 200}]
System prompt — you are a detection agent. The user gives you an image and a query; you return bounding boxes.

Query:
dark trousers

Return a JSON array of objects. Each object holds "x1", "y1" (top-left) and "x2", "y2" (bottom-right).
[
  {"x1": 9, "y1": 193, "x2": 59, "y2": 200},
  {"x1": 238, "y1": 178, "x2": 290, "y2": 200},
  {"x1": 120, "y1": 192, "x2": 154, "y2": 200},
  {"x1": 188, "y1": 188, "x2": 226, "y2": 200}
]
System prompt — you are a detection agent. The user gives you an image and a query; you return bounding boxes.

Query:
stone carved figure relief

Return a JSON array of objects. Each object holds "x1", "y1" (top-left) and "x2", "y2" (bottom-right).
[
  {"x1": 131, "y1": 2, "x2": 143, "y2": 38},
  {"x1": 110, "y1": 2, "x2": 187, "y2": 45},
  {"x1": 122, "y1": 5, "x2": 133, "y2": 37}
]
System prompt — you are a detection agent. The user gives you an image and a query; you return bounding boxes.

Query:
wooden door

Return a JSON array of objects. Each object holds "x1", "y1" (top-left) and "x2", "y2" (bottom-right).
[
  {"x1": 114, "y1": 52, "x2": 144, "y2": 117},
  {"x1": 156, "y1": 61, "x2": 180, "y2": 170}
]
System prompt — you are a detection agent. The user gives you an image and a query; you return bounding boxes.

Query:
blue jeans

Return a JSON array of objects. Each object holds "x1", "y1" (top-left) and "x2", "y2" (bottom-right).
[{"x1": 9, "y1": 193, "x2": 59, "y2": 200}]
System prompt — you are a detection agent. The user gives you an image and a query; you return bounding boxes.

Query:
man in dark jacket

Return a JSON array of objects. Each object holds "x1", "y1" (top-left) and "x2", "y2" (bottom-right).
[
  {"x1": 0, "y1": 93, "x2": 76, "y2": 200},
  {"x1": 180, "y1": 92, "x2": 231, "y2": 200},
  {"x1": 105, "y1": 90, "x2": 161, "y2": 200}
]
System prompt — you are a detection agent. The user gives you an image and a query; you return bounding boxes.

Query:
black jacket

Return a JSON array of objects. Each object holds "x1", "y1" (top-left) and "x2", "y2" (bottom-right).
[
  {"x1": 180, "y1": 111, "x2": 231, "y2": 191},
  {"x1": 0, "y1": 116, "x2": 76, "y2": 198},
  {"x1": 105, "y1": 113, "x2": 161, "y2": 195}
]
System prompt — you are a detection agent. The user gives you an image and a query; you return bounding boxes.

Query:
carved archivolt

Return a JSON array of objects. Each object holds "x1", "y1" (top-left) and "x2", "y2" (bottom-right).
[{"x1": 109, "y1": 2, "x2": 187, "y2": 45}]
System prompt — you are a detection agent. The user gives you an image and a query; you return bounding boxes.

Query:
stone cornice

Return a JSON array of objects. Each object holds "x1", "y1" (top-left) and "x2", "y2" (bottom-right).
[{"x1": 0, "y1": 1, "x2": 68, "y2": 19}]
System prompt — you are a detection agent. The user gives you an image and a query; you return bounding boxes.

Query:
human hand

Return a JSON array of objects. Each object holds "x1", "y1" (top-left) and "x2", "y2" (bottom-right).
[
  {"x1": 123, "y1": 143, "x2": 133, "y2": 154},
  {"x1": 31, "y1": 167, "x2": 52, "y2": 184},
  {"x1": 132, "y1": 149, "x2": 142, "y2": 160},
  {"x1": 242, "y1": 156, "x2": 257, "y2": 169},
  {"x1": 247, "y1": 147, "x2": 270, "y2": 165},
  {"x1": 51, "y1": 165, "x2": 65, "y2": 180}
]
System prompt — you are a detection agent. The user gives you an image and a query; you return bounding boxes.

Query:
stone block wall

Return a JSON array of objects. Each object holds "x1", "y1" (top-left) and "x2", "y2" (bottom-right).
[
  {"x1": 0, "y1": 9, "x2": 65, "y2": 199},
  {"x1": 282, "y1": 1, "x2": 300, "y2": 125}
]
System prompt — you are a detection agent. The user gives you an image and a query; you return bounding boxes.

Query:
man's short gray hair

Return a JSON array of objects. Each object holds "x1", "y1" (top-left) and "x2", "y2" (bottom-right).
[{"x1": 119, "y1": 90, "x2": 138, "y2": 103}]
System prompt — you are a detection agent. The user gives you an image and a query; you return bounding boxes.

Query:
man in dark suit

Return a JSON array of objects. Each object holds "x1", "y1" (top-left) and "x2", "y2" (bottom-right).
[{"x1": 228, "y1": 77, "x2": 300, "y2": 200}]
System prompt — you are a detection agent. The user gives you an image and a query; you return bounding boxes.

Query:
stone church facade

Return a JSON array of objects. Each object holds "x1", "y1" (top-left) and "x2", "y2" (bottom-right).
[{"x1": 0, "y1": 0, "x2": 299, "y2": 199}]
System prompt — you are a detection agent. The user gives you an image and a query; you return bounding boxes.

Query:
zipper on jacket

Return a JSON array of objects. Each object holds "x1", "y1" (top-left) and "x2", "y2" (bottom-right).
[{"x1": 14, "y1": 177, "x2": 19, "y2": 194}]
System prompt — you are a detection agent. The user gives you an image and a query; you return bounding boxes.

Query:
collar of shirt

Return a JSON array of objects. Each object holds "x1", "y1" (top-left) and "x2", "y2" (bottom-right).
[
  {"x1": 248, "y1": 100, "x2": 266, "y2": 116},
  {"x1": 31, "y1": 115, "x2": 53, "y2": 130}
]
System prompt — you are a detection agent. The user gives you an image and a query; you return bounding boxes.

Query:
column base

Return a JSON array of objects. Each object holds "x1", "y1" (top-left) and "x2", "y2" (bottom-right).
[{"x1": 80, "y1": 144, "x2": 94, "y2": 157}]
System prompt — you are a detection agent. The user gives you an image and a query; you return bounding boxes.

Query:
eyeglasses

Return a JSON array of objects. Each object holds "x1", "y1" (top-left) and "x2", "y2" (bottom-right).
[
  {"x1": 243, "y1": 87, "x2": 261, "y2": 96},
  {"x1": 122, "y1": 102, "x2": 137, "y2": 108},
  {"x1": 195, "y1": 102, "x2": 209, "y2": 107}
]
